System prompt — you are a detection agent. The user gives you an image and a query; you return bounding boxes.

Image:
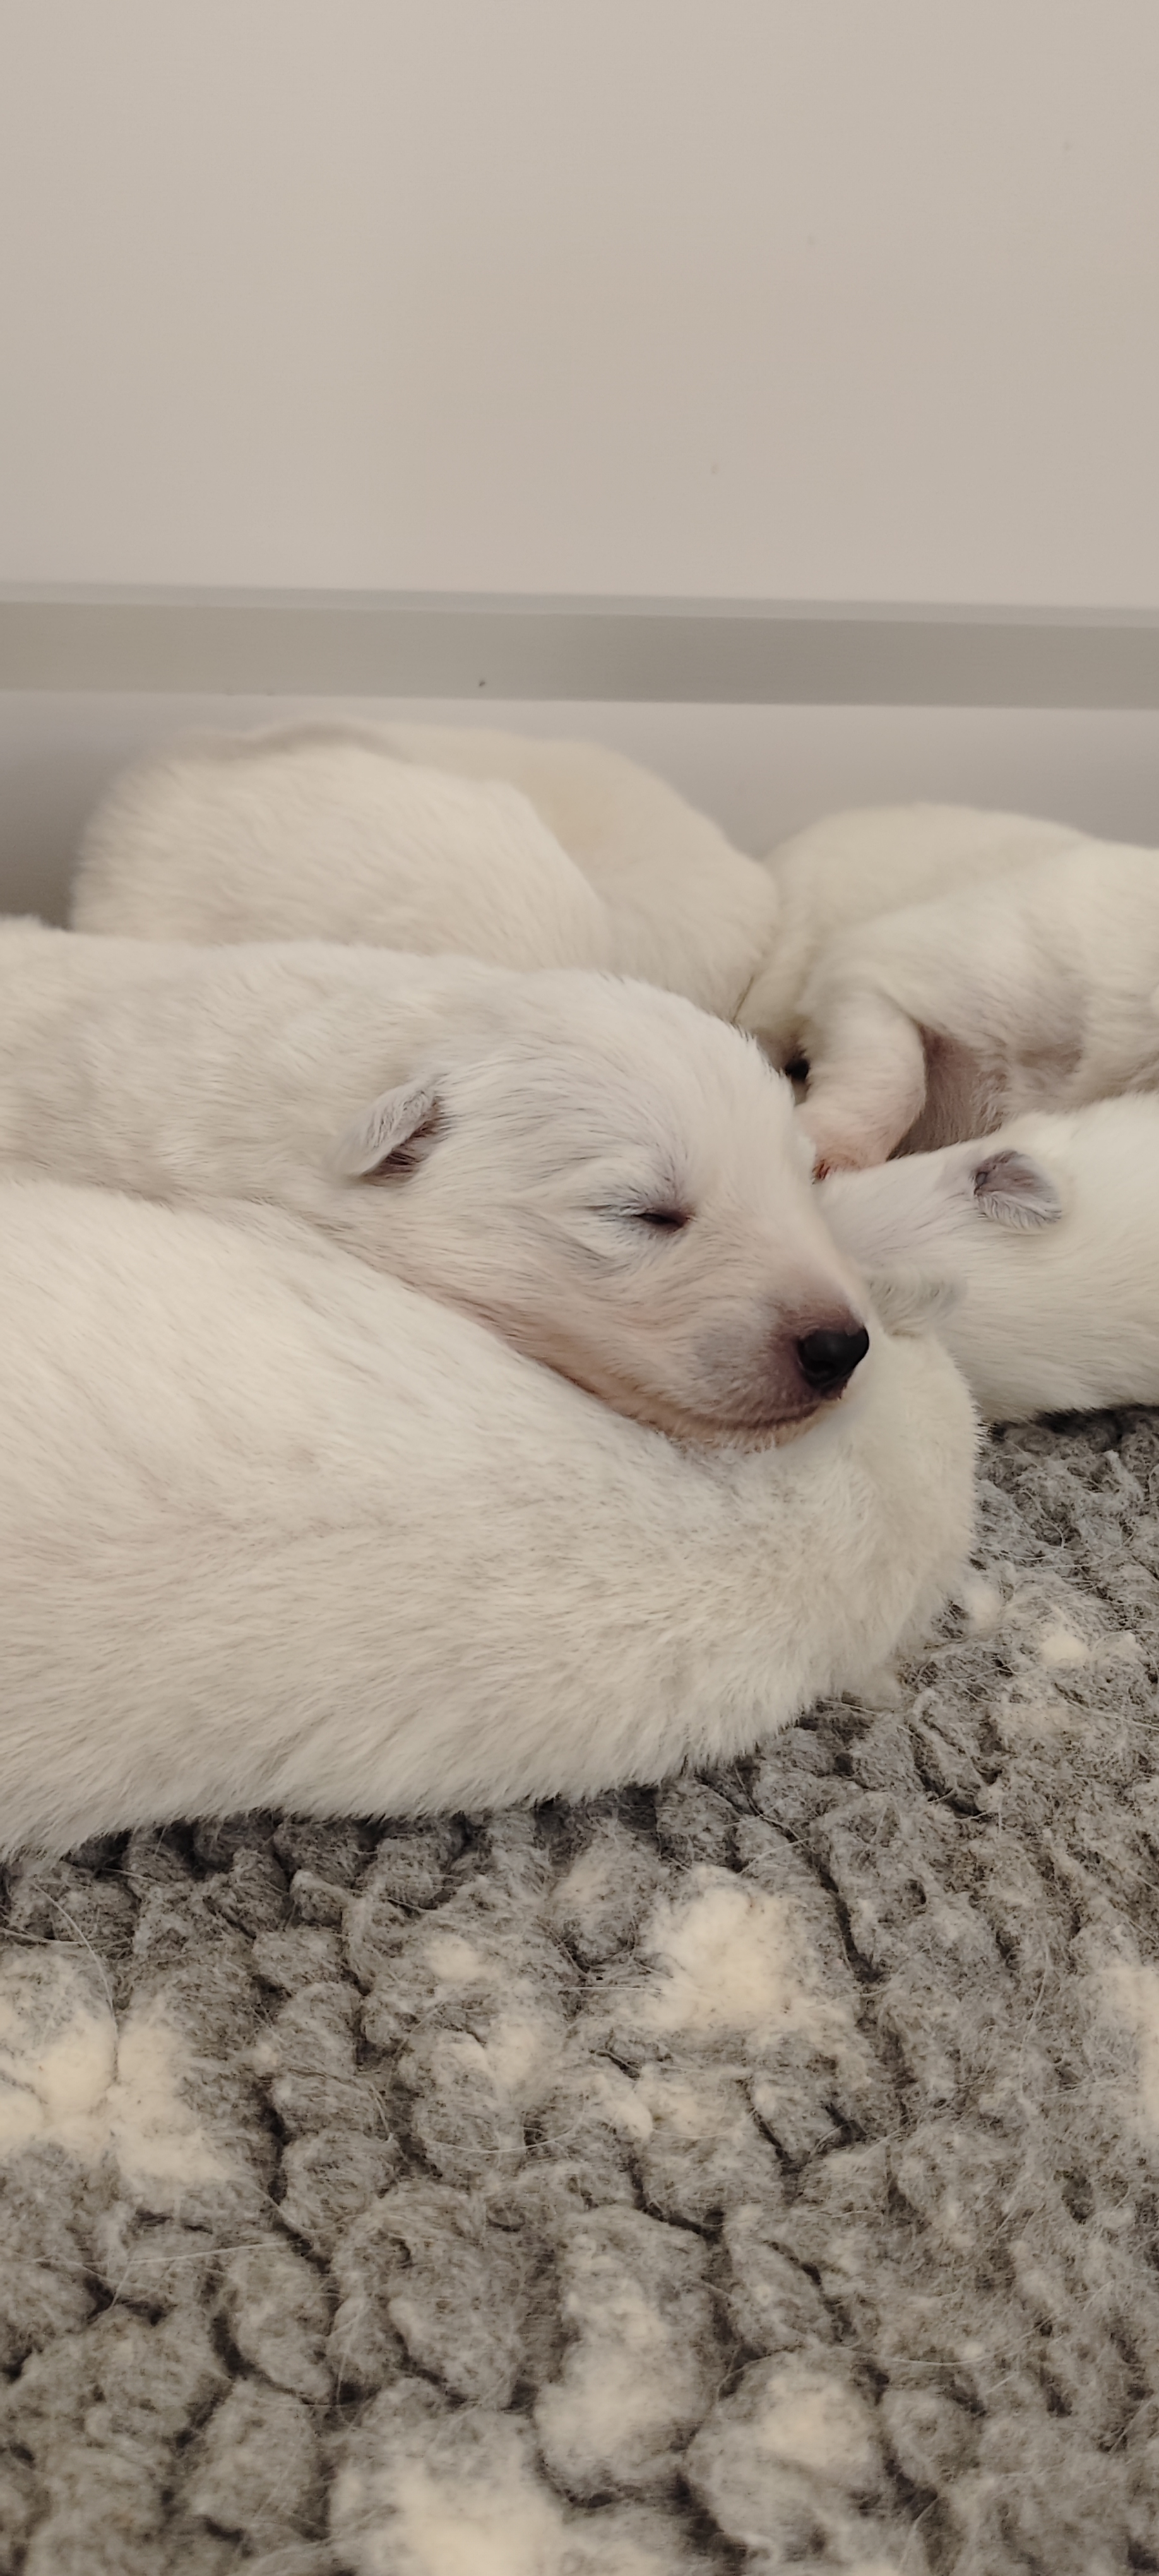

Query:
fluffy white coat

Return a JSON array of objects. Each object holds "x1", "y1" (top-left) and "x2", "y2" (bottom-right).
[
  {"x1": 793, "y1": 834, "x2": 1159, "y2": 1169},
  {"x1": 76, "y1": 727, "x2": 610, "y2": 972},
  {"x1": 0, "y1": 921, "x2": 869, "y2": 1440},
  {"x1": 75, "y1": 721, "x2": 1107, "y2": 1084},
  {"x1": 74, "y1": 720, "x2": 780, "y2": 1021},
  {"x1": 745, "y1": 800, "x2": 1089, "y2": 1066},
  {"x1": 820, "y1": 1095, "x2": 1159, "y2": 1419},
  {"x1": 381, "y1": 746, "x2": 1097, "y2": 1076},
  {"x1": 0, "y1": 1180, "x2": 977, "y2": 1855}
]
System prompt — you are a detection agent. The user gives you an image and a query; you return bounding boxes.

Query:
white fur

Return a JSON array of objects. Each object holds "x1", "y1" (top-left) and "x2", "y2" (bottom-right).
[
  {"x1": 75, "y1": 724, "x2": 610, "y2": 972},
  {"x1": 820, "y1": 1095, "x2": 1159, "y2": 1419},
  {"x1": 744, "y1": 801, "x2": 1087, "y2": 1065},
  {"x1": 0, "y1": 1179, "x2": 976, "y2": 1854},
  {"x1": 381, "y1": 722, "x2": 782, "y2": 1017},
  {"x1": 78, "y1": 727, "x2": 1119, "y2": 1095},
  {"x1": 376, "y1": 758, "x2": 1092, "y2": 1070},
  {"x1": 74, "y1": 720, "x2": 781, "y2": 1020},
  {"x1": 792, "y1": 832, "x2": 1159, "y2": 1169},
  {"x1": 0, "y1": 920, "x2": 867, "y2": 1439}
]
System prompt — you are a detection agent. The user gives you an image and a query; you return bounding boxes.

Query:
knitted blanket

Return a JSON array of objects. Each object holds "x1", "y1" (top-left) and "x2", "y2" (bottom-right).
[{"x1": 3, "y1": 1409, "x2": 1158, "y2": 2575}]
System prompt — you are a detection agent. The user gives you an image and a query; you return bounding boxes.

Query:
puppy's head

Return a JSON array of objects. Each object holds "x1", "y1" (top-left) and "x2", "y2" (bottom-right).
[
  {"x1": 818, "y1": 1137, "x2": 1062, "y2": 1282},
  {"x1": 332, "y1": 974, "x2": 872, "y2": 1441}
]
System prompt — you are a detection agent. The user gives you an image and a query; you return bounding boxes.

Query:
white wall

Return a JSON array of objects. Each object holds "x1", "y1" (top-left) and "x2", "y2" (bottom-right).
[
  {"x1": 4, "y1": 6, "x2": 1157, "y2": 917},
  {"x1": 3, "y1": 0, "x2": 1158, "y2": 605}
]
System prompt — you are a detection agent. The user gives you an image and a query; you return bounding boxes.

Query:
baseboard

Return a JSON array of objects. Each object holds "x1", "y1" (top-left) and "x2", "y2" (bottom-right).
[{"x1": 3, "y1": 588, "x2": 1158, "y2": 706}]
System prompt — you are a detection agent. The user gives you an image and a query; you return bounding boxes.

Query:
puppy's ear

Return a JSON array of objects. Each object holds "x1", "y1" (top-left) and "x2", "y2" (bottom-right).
[
  {"x1": 333, "y1": 1080, "x2": 444, "y2": 1181},
  {"x1": 867, "y1": 1269, "x2": 963, "y2": 1338},
  {"x1": 972, "y1": 1149, "x2": 1061, "y2": 1230}
]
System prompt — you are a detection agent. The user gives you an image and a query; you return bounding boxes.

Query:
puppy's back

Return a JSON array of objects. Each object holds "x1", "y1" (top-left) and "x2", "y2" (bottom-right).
[
  {"x1": 73, "y1": 722, "x2": 610, "y2": 972},
  {"x1": 0, "y1": 1181, "x2": 975, "y2": 1850}
]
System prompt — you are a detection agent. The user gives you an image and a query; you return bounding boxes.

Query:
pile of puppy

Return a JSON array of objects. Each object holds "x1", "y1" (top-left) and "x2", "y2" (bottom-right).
[{"x1": 4, "y1": 721, "x2": 1156, "y2": 1854}]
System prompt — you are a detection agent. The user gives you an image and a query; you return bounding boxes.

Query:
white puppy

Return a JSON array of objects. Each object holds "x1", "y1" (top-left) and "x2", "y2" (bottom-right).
[
  {"x1": 380, "y1": 741, "x2": 1090, "y2": 1063},
  {"x1": 742, "y1": 801, "x2": 1089, "y2": 1072},
  {"x1": 381, "y1": 720, "x2": 783, "y2": 1016},
  {"x1": 74, "y1": 720, "x2": 780, "y2": 1020},
  {"x1": 0, "y1": 1181, "x2": 977, "y2": 1853},
  {"x1": 0, "y1": 921, "x2": 870, "y2": 1440},
  {"x1": 76, "y1": 722, "x2": 1102, "y2": 1078},
  {"x1": 792, "y1": 837, "x2": 1159, "y2": 1171},
  {"x1": 819, "y1": 1095, "x2": 1159, "y2": 1420},
  {"x1": 75, "y1": 724, "x2": 610, "y2": 972}
]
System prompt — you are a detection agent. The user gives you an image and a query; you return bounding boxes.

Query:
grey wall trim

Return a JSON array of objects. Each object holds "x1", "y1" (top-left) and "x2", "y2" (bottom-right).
[{"x1": 1, "y1": 587, "x2": 1158, "y2": 707}]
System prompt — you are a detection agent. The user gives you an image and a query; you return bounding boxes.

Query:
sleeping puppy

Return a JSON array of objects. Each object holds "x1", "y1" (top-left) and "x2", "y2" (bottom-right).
[
  {"x1": 819, "y1": 1094, "x2": 1159, "y2": 1421},
  {"x1": 792, "y1": 839, "x2": 1159, "y2": 1172},
  {"x1": 0, "y1": 1176, "x2": 977, "y2": 1853},
  {"x1": 0, "y1": 920, "x2": 870, "y2": 1445},
  {"x1": 73, "y1": 719, "x2": 780, "y2": 1022},
  {"x1": 74, "y1": 720, "x2": 1099, "y2": 1103},
  {"x1": 741, "y1": 799, "x2": 1085, "y2": 1075}
]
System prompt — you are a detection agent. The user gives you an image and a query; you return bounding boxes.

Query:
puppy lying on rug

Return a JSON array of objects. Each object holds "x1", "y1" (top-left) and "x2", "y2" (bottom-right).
[
  {"x1": 381, "y1": 756, "x2": 1151, "y2": 1180},
  {"x1": 0, "y1": 1180, "x2": 975, "y2": 1852},
  {"x1": 74, "y1": 720, "x2": 775, "y2": 1020},
  {"x1": 741, "y1": 797, "x2": 1091, "y2": 1067},
  {"x1": 384, "y1": 731, "x2": 1091, "y2": 1076},
  {"x1": 78, "y1": 729, "x2": 612, "y2": 972},
  {"x1": 74, "y1": 734, "x2": 1159, "y2": 1402},
  {"x1": 74, "y1": 721, "x2": 1094, "y2": 1073},
  {"x1": 793, "y1": 833, "x2": 1159, "y2": 1171},
  {"x1": 821, "y1": 1095, "x2": 1159, "y2": 1422},
  {"x1": 0, "y1": 922, "x2": 869, "y2": 1438}
]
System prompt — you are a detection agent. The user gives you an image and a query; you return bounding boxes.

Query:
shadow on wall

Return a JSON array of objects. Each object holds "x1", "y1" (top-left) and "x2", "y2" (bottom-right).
[{"x1": 3, "y1": 693, "x2": 1159, "y2": 924}]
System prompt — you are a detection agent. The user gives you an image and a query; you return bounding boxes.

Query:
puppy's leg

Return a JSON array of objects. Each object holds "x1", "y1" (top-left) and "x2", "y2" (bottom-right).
[{"x1": 797, "y1": 987, "x2": 928, "y2": 1171}]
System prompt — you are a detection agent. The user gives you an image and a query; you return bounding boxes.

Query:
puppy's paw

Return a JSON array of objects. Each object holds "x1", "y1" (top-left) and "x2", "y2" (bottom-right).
[{"x1": 797, "y1": 1107, "x2": 899, "y2": 1176}]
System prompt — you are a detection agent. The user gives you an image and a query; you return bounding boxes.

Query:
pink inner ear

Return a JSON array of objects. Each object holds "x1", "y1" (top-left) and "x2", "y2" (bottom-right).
[
  {"x1": 335, "y1": 1081, "x2": 444, "y2": 1182},
  {"x1": 364, "y1": 1094, "x2": 446, "y2": 1181},
  {"x1": 972, "y1": 1150, "x2": 1061, "y2": 1230}
]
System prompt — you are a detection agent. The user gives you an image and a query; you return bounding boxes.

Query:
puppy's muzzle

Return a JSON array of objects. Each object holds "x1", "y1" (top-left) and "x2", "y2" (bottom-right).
[{"x1": 795, "y1": 1320, "x2": 871, "y2": 1399}]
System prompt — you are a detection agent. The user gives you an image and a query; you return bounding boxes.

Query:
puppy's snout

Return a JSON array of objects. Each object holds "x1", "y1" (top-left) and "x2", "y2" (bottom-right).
[{"x1": 795, "y1": 1318, "x2": 871, "y2": 1398}]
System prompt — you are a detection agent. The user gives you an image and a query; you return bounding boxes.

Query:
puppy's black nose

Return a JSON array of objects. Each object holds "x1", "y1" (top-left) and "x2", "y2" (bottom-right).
[{"x1": 795, "y1": 1322, "x2": 871, "y2": 1396}]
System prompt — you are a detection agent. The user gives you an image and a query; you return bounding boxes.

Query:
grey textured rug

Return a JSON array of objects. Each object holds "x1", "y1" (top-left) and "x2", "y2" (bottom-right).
[{"x1": 3, "y1": 1412, "x2": 1159, "y2": 2576}]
